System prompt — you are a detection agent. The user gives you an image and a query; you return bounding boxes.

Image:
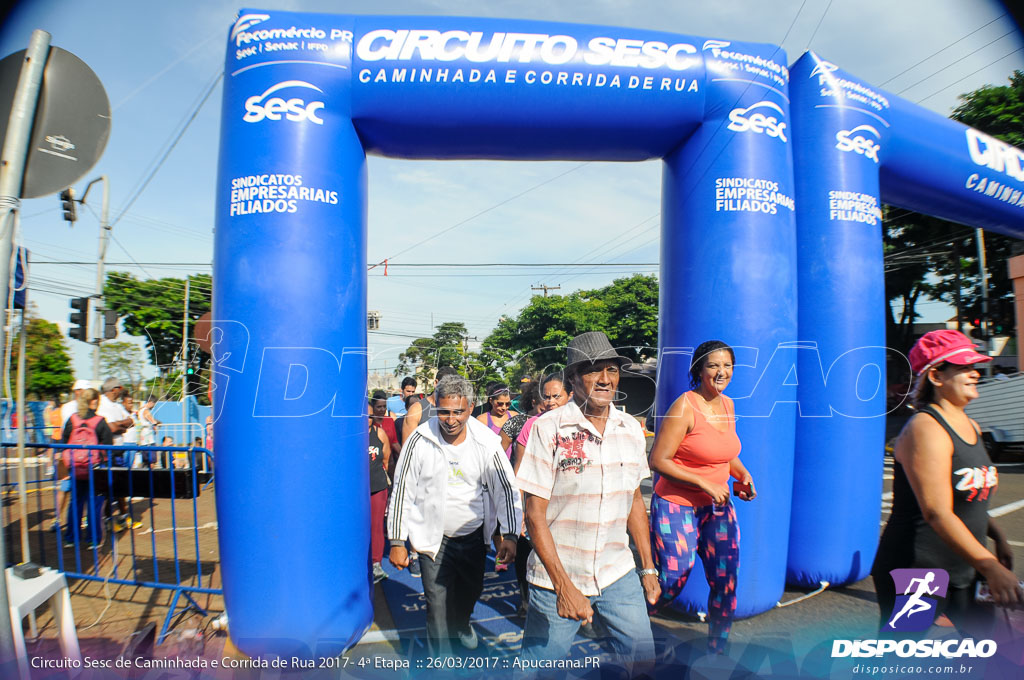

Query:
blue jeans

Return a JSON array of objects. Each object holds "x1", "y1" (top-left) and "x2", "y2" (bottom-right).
[
  {"x1": 522, "y1": 571, "x2": 654, "y2": 673},
  {"x1": 64, "y1": 477, "x2": 104, "y2": 546}
]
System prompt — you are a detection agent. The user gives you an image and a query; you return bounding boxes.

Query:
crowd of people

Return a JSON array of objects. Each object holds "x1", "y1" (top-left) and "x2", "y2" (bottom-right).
[
  {"x1": 37, "y1": 377, "x2": 213, "y2": 548},
  {"x1": 366, "y1": 328, "x2": 1021, "y2": 668}
]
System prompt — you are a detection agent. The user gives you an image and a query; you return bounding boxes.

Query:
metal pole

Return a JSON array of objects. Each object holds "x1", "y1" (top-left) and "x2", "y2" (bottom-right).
[
  {"x1": 181, "y1": 277, "x2": 189, "y2": 424},
  {"x1": 953, "y1": 241, "x2": 962, "y2": 333},
  {"x1": 976, "y1": 228, "x2": 992, "y2": 378},
  {"x1": 90, "y1": 176, "x2": 110, "y2": 380},
  {"x1": 0, "y1": 30, "x2": 51, "y2": 674},
  {"x1": 15, "y1": 305, "x2": 30, "y2": 564}
]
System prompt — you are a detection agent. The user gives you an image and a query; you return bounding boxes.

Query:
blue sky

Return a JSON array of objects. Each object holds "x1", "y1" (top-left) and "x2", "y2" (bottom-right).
[{"x1": 2, "y1": 0, "x2": 1022, "y2": 381}]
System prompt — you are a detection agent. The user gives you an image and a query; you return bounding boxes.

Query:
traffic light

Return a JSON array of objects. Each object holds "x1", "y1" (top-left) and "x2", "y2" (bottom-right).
[
  {"x1": 68, "y1": 297, "x2": 89, "y2": 341},
  {"x1": 185, "y1": 365, "x2": 201, "y2": 396},
  {"x1": 990, "y1": 298, "x2": 1016, "y2": 336},
  {"x1": 59, "y1": 188, "x2": 77, "y2": 224},
  {"x1": 103, "y1": 309, "x2": 118, "y2": 339}
]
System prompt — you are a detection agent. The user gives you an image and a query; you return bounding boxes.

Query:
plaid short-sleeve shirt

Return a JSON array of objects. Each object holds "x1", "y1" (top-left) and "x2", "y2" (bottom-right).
[{"x1": 515, "y1": 401, "x2": 650, "y2": 595}]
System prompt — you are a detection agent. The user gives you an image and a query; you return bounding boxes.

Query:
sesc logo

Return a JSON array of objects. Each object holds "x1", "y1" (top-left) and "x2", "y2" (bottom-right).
[
  {"x1": 726, "y1": 101, "x2": 788, "y2": 143},
  {"x1": 243, "y1": 81, "x2": 325, "y2": 125},
  {"x1": 835, "y1": 124, "x2": 881, "y2": 163}
]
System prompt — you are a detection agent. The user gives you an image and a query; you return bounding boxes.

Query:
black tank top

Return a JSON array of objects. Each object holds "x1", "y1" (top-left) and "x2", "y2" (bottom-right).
[
  {"x1": 875, "y1": 405, "x2": 997, "y2": 587},
  {"x1": 414, "y1": 396, "x2": 436, "y2": 426},
  {"x1": 369, "y1": 425, "x2": 388, "y2": 494}
]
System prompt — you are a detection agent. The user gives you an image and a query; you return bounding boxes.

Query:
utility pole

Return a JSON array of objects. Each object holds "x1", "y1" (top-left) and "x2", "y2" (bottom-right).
[
  {"x1": 532, "y1": 284, "x2": 561, "y2": 297},
  {"x1": 80, "y1": 176, "x2": 109, "y2": 379},
  {"x1": 953, "y1": 240, "x2": 962, "y2": 333},
  {"x1": 976, "y1": 228, "x2": 992, "y2": 378},
  {"x1": 181, "y1": 277, "x2": 190, "y2": 423}
]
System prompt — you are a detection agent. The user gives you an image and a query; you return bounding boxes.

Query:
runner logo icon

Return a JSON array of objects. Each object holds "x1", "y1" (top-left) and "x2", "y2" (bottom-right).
[{"x1": 884, "y1": 568, "x2": 949, "y2": 632}]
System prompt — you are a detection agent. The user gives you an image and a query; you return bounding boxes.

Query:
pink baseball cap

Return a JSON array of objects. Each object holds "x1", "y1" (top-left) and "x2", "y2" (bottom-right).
[{"x1": 909, "y1": 330, "x2": 992, "y2": 375}]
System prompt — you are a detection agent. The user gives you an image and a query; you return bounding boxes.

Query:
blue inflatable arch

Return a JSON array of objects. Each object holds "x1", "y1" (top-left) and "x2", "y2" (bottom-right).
[
  {"x1": 786, "y1": 53, "x2": 1024, "y2": 590},
  {"x1": 213, "y1": 10, "x2": 1024, "y2": 660}
]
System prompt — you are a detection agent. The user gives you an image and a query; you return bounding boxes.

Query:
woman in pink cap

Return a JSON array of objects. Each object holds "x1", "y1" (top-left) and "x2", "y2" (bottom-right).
[{"x1": 872, "y1": 329, "x2": 1021, "y2": 634}]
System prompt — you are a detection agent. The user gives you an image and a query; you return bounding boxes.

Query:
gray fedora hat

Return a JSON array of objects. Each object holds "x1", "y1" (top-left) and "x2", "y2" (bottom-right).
[{"x1": 565, "y1": 331, "x2": 631, "y2": 376}]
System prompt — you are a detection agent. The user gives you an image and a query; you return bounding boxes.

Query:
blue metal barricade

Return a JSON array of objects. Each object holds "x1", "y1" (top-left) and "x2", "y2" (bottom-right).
[{"x1": 1, "y1": 441, "x2": 220, "y2": 643}]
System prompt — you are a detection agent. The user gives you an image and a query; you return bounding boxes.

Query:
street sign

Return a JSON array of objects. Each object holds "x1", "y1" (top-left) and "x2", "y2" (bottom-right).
[
  {"x1": 13, "y1": 247, "x2": 27, "y2": 309},
  {"x1": 0, "y1": 46, "x2": 110, "y2": 198}
]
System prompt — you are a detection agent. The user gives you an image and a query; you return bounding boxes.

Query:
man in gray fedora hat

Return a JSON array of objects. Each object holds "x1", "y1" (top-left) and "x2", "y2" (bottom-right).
[{"x1": 516, "y1": 331, "x2": 658, "y2": 672}]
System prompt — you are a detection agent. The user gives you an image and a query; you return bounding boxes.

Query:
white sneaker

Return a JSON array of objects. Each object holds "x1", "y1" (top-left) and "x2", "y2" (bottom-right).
[
  {"x1": 457, "y1": 626, "x2": 478, "y2": 650},
  {"x1": 372, "y1": 563, "x2": 388, "y2": 584}
]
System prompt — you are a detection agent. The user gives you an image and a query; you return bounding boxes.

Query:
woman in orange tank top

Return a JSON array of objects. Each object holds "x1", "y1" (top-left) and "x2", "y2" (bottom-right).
[{"x1": 648, "y1": 340, "x2": 756, "y2": 654}]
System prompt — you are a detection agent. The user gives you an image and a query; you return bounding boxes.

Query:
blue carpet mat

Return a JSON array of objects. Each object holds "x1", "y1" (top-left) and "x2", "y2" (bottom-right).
[
  {"x1": 378, "y1": 551, "x2": 624, "y2": 660},
  {"x1": 378, "y1": 551, "x2": 525, "y2": 656}
]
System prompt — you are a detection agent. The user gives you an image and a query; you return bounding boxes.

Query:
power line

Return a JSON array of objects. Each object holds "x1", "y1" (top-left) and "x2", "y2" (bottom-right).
[
  {"x1": 915, "y1": 45, "x2": 1024, "y2": 104},
  {"x1": 476, "y1": 213, "x2": 660, "y2": 325},
  {"x1": 803, "y1": 0, "x2": 835, "y2": 51},
  {"x1": 895, "y1": 28, "x2": 1017, "y2": 95},
  {"x1": 777, "y1": 0, "x2": 811, "y2": 48},
  {"x1": 112, "y1": 27, "x2": 221, "y2": 112},
  {"x1": 32, "y1": 260, "x2": 657, "y2": 268},
  {"x1": 878, "y1": 14, "x2": 1006, "y2": 86},
  {"x1": 111, "y1": 70, "x2": 223, "y2": 227},
  {"x1": 369, "y1": 162, "x2": 591, "y2": 268}
]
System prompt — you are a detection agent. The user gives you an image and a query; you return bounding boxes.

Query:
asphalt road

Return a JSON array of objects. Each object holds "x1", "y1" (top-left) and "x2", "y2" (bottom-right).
[
  {"x1": 642, "y1": 455, "x2": 1024, "y2": 676},
  {"x1": 3, "y1": 446, "x2": 1022, "y2": 677}
]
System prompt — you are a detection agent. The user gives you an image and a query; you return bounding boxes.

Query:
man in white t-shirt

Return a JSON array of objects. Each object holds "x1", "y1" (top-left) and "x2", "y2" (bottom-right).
[
  {"x1": 96, "y1": 378, "x2": 140, "y2": 531},
  {"x1": 59, "y1": 379, "x2": 92, "y2": 425},
  {"x1": 97, "y1": 378, "x2": 133, "y2": 443},
  {"x1": 387, "y1": 375, "x2": 522, "y2": 656}
]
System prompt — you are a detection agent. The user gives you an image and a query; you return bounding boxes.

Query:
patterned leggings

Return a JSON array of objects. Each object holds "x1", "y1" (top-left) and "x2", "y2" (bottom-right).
[{"x1": 650, "y1": 493, "x2": 740, "y2": 653}]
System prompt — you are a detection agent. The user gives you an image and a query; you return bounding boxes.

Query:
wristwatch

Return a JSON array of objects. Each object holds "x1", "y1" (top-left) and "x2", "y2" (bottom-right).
[{"x1": 637, "y1": 568, "x2": 658, "y2": 577}]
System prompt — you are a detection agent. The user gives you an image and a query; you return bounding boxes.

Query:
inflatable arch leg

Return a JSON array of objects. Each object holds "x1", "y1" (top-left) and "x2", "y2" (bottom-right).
[
  {"x1": 658, "y1": 46, "x2": 798, "y2": 619},
  {"x1": 214, "y1": 53, "x2": 371, "y2": 656},
  {"x1": 786, "y1": 52, "x2": 889, "y2": 588}
]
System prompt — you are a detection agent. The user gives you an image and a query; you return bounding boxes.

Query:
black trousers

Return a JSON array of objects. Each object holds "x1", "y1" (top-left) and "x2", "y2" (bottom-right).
[
  {"x1": 419, "y1": 526, "x2": 486, "y2": 655},
  {"x1": 515, "y1": 535, "x2": 533, "y2": 609}
]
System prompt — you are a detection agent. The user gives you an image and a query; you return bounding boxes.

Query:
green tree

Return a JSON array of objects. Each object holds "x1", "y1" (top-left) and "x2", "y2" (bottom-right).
[
  {"x1": 883, "y1": 71, "x2": 1024, "y2": 357},
  {"x1": 99, "y1": 341, "x2": 147, "y2": 394},
  {"x1": 949, "y1": 69, "x2": 1024, "y2": 339},
  {"x1": 951, "y1": 70, "x2": 1024, "y2": 148},
  {"x1": 397, "y1": 322, "x2": 471, "y2": 383},
  {"x1": 103, "y1": 272, "x2": 211, "y2": 375},
  {"x1": 479, "y1": 274, "x2": 659, "y2": 378},
  {"x1": 9, "y1": 311, "x2": 73, "y2": 399},
  {"x1": 588, "y1": 274, "x2": 659, "y2": 362},
  {"x1": 883, "y1": 212, "x2": 974, "y2": 355}
]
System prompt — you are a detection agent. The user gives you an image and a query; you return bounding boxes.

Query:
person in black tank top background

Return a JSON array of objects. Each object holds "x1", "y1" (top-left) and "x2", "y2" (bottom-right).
[
  {"x1": 369, "y1": 414, "x2": 392, "y2": 584},
  {"x1": 872, "y1": 330, "x2": 1021, "y2": 634}
]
